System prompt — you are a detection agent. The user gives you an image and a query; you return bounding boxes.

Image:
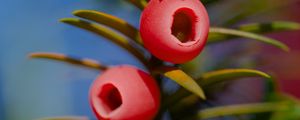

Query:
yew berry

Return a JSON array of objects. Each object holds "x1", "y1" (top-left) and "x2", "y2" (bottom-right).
[
  {"x1": 89, "y1": 65, "x2": 160, "y2": 120},
  {"x1": 140, "y1": 0, "x2": 209, "y2": 63}
]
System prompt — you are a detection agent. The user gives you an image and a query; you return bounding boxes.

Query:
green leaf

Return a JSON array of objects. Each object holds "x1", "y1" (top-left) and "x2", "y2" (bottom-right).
[
  {"x1": 164, "y1": 69, "x2": 206, "y2": 100},
  {"x1": 73, "y1": 10, "x2": 142, "y2": 45},
  {"x1": 126, "y1": 0, "x2": 148, "y2": 10},
  {"x1": 39, "y1": 116, "x2": 88, "y2": 120},
  {"x1": 199, "y1": 69, "x2": 272, "y2": 86},
  {"x1": 196, "y1": 102, "x2": 287, "y2": 119},
  {"x1": 264, "y1": 77, "x2": 280, "y2": 101},
  {"x1": 60, "y1": 18, "x2": 147, "y2": 66},
  {"x1": 29, "y1": 52, "x2": 107, "y2": 70},
  {"x1": 222, "y1": 1, "x2": 298, "y2": 26},
  {"x1": 208, "y1": 27, "x2": 290, "y2": 51},
  {"x1": 165, "y1": 69, "x2": 272, "y2": 109},
  {"x1": 238, "y1": 21, "x2": 300, "y2": 33},
  {"x1": 269, "y1": 95, "x2": 300, "y2": 120}
]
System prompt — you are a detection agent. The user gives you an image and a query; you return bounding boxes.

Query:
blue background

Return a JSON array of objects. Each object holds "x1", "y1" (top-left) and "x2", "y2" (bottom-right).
[{"x1": 0, "y1": 0, "x2": 144, "y2": 119}]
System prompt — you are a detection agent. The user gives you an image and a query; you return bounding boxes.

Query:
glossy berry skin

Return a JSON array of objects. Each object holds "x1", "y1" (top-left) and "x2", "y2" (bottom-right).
[
  {"x1": 140, "y1": 0, "x2": 209, "y2": 63},
  {"x1": 89, "y1": 65, "x2": 160, "y2": 120}
]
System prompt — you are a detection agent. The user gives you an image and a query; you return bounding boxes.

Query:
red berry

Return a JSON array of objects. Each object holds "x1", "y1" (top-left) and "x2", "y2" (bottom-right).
[
  {"x1": 140, "y1": 0, "x2": 209, "y2": 63},
  {"x1": 89, "y1": 65, "x2": 160, "y2": 120}
]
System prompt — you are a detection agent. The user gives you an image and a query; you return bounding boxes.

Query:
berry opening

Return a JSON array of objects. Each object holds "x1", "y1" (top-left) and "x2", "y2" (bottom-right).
[
  {"x1": 171, "y1": 8, "x2": 197, "y2": 43},
  {"x1": 99, "y1": 84, "x2": 122, "y2": 113}
]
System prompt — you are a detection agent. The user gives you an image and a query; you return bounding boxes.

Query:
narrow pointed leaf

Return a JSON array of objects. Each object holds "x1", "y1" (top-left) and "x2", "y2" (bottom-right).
[
  {"x1": 238, "y1": 21, "x2": 300, "y2": 33},
  {"x1": 29, "y1": 52, "x2": 107, "y2": 70},
  {"x1": 221, "y1": 1, "x2": 295, "y2": 26},
  {"x1": 164, "y1": 69, "x2": 206, "y2": 100},
  {"x1": 60, "y1": 18, "x2": 147, "y2": 65},
  {"x1": 73, "y1": 10, "x2": 142, "y2": 45},
  {"x1": 208, "y1": 27, "x2": 290, "y2": 51},
  {"x1": 199, "y1": 69, "x2": 272, "y2": 86},
  {"x1": 270, "y1": 95, "x2": 300, "y2": 120},
  {"x1": 39, "y1": 116, "x2": 88, "y2": 120},
  {"x1": 197, "y1": 102, "x2": 287, "y2": 119},
  {"x1": 126, "y1": 0, "x2": 148, "y2": 10},
  {"x1": 166, "y1": 69, "x2": 272, "y2": 108}
]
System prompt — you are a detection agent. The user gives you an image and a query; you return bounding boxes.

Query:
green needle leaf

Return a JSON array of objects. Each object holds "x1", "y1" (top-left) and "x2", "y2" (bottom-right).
[
  {"x1": 269, "y1": 94, "x2": 300, "y2": 120},
  {"x1": 197, "y1": 102, "x2": 288, "y2": 119},
  {"x1": 166, "y1": 69, "x2": 272, "y2": 109},
  {"x1": 29, "y1": 52, "x2": 107, "y2": 70},
  {"x1": 238, "y1": 21, "x2": 300, "y2": 33},
  {"x1": 38, "y1": 116, "x2": 88, "y2": 120},
  {"x1": 164, "y1": 69, "x2": 206, "y2": 100},
  {"x1": 208, "y1": 27, "x2": 290, "y2": 51},
  {"x1": 199, "y1": 69, "x2": 272, "y2": 86},
  {"x1": 60, "y1": 18, "x2": 147, "y2": 66},
  {"x1": 126, "y1": 0, "x2": 148, "y2": 10},
  {"x1": 73, "y1": 10, "x2": 142, "y2": 45}
]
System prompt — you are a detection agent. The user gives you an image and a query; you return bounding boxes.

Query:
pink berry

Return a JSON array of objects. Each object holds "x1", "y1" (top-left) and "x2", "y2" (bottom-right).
[
  {"x1": 140, "y1": 0, "x2": 209, "y2": 63},
  {"x1": 89, "y1": 65, "x2": 160, "y2": 120}
]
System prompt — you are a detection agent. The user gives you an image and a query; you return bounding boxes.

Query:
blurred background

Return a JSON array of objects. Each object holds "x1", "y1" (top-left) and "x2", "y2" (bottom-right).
[{"x1": 0, "y1": 0, "x2": 299, "y2": 120}]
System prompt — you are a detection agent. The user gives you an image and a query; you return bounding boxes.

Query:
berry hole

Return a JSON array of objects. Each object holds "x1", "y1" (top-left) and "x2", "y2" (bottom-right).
[
  {"x1": 99, "y1": 84, "x2": 122, "y2": 113},
  {"x1": 171, "y1": 8, "x2": 197, "y2": 43}
]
